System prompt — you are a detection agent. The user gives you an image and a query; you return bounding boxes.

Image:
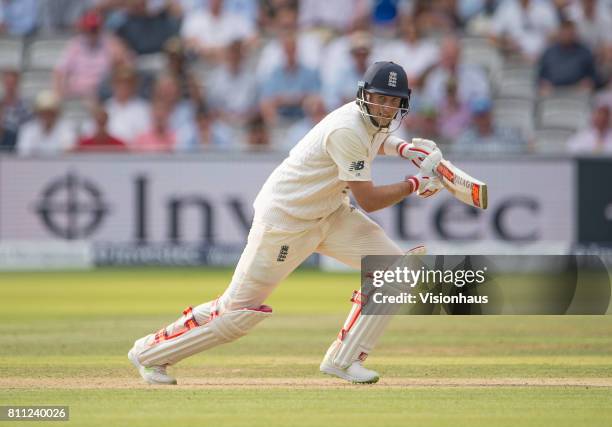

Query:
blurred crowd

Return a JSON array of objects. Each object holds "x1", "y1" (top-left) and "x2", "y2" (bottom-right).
[{"x1": 0, "y1": 0, "x2": 611, "y2": 156}]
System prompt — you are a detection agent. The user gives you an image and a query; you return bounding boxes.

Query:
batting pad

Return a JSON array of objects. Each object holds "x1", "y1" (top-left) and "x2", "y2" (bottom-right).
[
  {"x1": 326, "y1": 245, "x2": 427, "y2": 368},
  {"x1": 327, "y1": 294, "x2": 397, "y2": 369},
  {"x1": 137, "y1": 305, "x2": 272, "y2": 366}
]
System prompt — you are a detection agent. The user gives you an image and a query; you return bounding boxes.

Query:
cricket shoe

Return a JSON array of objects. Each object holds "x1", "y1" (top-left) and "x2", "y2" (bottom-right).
[
  {"x1": 128, "y1": 348, "x2": 177, "y2": 385},
  {"x1": 320, "y1": 360, "x2": 380, "y2": 384}
]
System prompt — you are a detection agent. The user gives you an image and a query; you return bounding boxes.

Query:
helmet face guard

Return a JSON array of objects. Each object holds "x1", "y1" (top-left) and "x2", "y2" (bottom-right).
[
  {"x1": 356, "y1": 83, "x2": 411, "y2": 132},
  {"x1": 355, "y1": 61, "x2": 412, "y2": 132}
]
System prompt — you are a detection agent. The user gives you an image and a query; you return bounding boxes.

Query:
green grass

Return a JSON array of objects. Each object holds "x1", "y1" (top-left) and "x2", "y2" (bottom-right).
[{"x1": 1, "y1": 268, "x2": 612, "y2": 427}]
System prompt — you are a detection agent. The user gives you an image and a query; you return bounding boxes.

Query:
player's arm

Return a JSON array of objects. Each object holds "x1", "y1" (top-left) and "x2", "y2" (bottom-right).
[
  {"x1": 378, "y1": 136, "x2": 439, "y2": 167},
  {"x1": 347, "y1": 180, "x2": 414, "y2": 213},
  {"x1": 347, "y1": 149, "x2": 443, "y2": 213},
  {"x1": 326, "y1": 129, "x2": 414, "y2": 212},
  {"x1": 326, "y1": 129, "x2": 443, "y2": 213}
]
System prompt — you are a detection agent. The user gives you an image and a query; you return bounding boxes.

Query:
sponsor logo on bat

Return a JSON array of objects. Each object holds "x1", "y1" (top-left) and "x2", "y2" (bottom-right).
[
  {"x1": 436, "y1": 163, "x2": 455, "y2": 182},
  {"x1": 472, "y1": 184, "x2": 481, "y2": 208}
]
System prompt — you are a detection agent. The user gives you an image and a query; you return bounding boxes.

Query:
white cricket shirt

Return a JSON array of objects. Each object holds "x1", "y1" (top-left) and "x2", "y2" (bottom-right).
[{"x1": 253, "y1": 102, "x2": 393, "y2": 230}]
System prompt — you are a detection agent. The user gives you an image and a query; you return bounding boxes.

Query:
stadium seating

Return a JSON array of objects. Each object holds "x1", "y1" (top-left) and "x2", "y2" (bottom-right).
[
  {"x1": 496, "y1": 65, "x2": 536, "y2": 100},
  {"x1": 19, "y1": 69, "x2": 53, "y2": 101},
  {"x1": 460, "y1": 36, "x2": 503, "y2": 83},
  {"x1": 493, "y1": 97, "x2": 535, "y2": 137},
  {"x1": 24, "y1": 36, "x2": 71, "y2": 70},
  {"x1": 533, "y1": 127, "x2": 575, "y2": 153},
  {"x1": 537, "y1": 93, "x2": 591, "y2": 130},
  {"x1": 0, "y1": 37, "x2": 24, "y2": 69}
]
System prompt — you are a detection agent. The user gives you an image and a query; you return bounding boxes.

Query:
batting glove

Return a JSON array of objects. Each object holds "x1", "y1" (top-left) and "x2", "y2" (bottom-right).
[
  {"x1": 419, "y1": 149, "x2": 443, "y2": 177},
  {"x1": 411, "y1": 138, "x2": 438, "y2": 154},
  {"x1": 405, "y1": 173, "x2": 443, "y2": 198}
]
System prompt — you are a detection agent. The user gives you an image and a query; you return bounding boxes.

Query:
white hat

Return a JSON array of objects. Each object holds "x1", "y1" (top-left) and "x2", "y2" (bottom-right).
[{"x1": 35, "y1": 90, "x2": 60, "y2": 111}]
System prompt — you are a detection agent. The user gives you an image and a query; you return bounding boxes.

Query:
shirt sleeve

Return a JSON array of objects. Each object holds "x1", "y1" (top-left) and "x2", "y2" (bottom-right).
[{"x1": 326, "y1": 128, "x2": 371, "y2": 181}]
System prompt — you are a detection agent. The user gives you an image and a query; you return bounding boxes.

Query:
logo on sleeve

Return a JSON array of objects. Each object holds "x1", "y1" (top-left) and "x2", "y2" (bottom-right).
[
  {"x1": 349, "y1": 161, "x2": 365, "y2": 172},
  {"x1": 388, "y1": 71, "x2": 397, "y2": 87},
  {"x1": 277, "y1": 245, "x2": 289, "y2": 262}
]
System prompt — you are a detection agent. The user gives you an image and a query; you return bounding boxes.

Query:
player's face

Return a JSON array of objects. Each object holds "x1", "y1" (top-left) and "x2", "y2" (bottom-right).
[{"x1": 366, "y1": 92, "x2": 402, "y2": 127}]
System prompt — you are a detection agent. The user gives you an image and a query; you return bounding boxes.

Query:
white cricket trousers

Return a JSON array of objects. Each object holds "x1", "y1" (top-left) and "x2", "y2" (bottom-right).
[
  {"x1": 134, "y1": 203, "x2": 406, "y2": 367},
  {"x1": 216, "y1": 203, "x2": 404, "y2": 313}
]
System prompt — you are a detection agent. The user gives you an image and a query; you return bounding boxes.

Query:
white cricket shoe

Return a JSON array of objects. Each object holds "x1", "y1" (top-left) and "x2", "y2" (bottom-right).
[
  {"x1": 320, "y1": 360, "x2": 380, "y2": 384},
  {"x1": 128, "y1": 348, "x2": 177, "y2": 385}
]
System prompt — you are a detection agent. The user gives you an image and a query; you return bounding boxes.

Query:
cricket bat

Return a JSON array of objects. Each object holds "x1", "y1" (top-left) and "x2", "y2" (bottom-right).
[{"x1": 435, "y1": 159, "x2": 488, "y2": 210}]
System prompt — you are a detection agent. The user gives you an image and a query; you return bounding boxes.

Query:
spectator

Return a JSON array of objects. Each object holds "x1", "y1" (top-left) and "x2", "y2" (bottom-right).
[
  {"x1": 54, "y1": 10, "x2": 131, "y2": 100},
  {"x1": 151, "y1": 74, "x2": 197, "y2": 147},
  {"x1": 380, "y1": 14, "x2": 440, "y2": 87},
  {"x1": 259, "y1": 34, "x2": 321, "y2": 124},
  {"x1": 38, "y1": 0, "x2": 96, "y2": 34},
  {"x1": 219, "y1": 0, "x2": 259, "y2": 26},
  {"x1": 565, "y1": 0, "x2": 612, "y2": 50},
  {"x1": 437, "y1": 78, "x2": 472, "y2": 140},
  {"x1": 371, "y1": 0, "x2": 402, "y2": 32},
  {"x1": 172, "y1": 0, "x2": 257, "y2": 25},
  {"x1": 319, "y1": 15, "x2": 373, "y2": 87},
  {"x1": 245, "y1": 112, "x2": 270, "y2": 150},
  {"x1": 489, "y1": 0, "x2": 559, "y2": 62},
  {"x1": 565, "y1": 0, "x2": 612, "y2": 82},
  {"x1": 0, "y1": 69, "x2": 31, "y2": 152},
  {"x1": 537, "y1": 19, "x2": 600, "y2": 96},
  {"x1": 463, "y1": 0, "x2": 502, "y2": 36},
  {"x1": 401, "y1": 103, "x2": 443, "y2": 142},
  {"x1": 163, "y1": 37, "x2": 204, "y2": 105},
  {"x1": 180, "y1": 106, "x2": 234, "y2": 151},
  {"x1": 181, "y1": 0, "x2": 257, "y2": 62},
  {"x1": 95, "y1": 0, "x2": 134, "y2": 31},
  {"x1": 416, "y1": 0, "x2": 463, "y2": 35},
  {"x1": 454, "y1": 98, "x2": 528, "y2": 154},
  {"x1": 298, "y1": 0, "x2": 370, "y2": 33},
  {"x1": 116, "y1": 0, "x2": 181, "y2": 55},
  {"x1": 286, "y1": 95, "x2": 327, "y2": 146},
  {"x1": 16, "y1": 91, "x2": 76, "y2": 156},
  {"x1": 97, "y1": 58, "x2": 154, "y2": 101},
  {"x1": 459, "y1": 0, "x2": 491, "y2": 22},
  {"x1": 322, "y1": 31, "x2": 373, "y2": 110},
  {"x1": 133, "y1": 101, "x2": 176, "y2": 152},
  {"x1": 422, "y1": 36, "x2": 490, "y2": 106},
  {"x1": 75, "y1": 104, "x2": 127, "y2": 151},
  {"x1": 596, "y1": 85, "x2": 612, "y2": 109},
  {"x1": 256, "y1": 6, "x2": 324, "y2": 83},
  {"x1": 146, "y1": 0, "x2": 187, "y2": 15},
  {"x1": 103, "y1": 66, "x2": 151, "y2": 145},
  {"x1": 0, "y1": 0, "x2": 38, "y2": 36},
  {"x1": 176, "y1": 0, "x2": 259, "y2": 23},
  {"x1": 567, "y1": 103, "x2": 612, "y2": 153},
  {"x1": 207, "y1": 39, "x2": 257, "y2": 125}
]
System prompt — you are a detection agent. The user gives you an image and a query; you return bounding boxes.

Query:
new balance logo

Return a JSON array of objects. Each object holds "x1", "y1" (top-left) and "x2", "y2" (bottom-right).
[
  {"x1": 349, "y1": 161, "x2": 365, "y2": 171},
  {"x1": 277, "y1": 245, "x2": 289, "y2": 262},
  {"x1": 388, "y1": 71, "x2": 397, "y2": 87}
]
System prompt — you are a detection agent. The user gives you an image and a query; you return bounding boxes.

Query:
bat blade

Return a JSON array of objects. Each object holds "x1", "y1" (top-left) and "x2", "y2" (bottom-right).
[{"x1": 435, "y1": 160, "x2": 488, "y2": 209}]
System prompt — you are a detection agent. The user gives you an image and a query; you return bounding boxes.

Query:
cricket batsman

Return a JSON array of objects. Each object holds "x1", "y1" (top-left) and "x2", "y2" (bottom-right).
[{"x1": 128, "y1": 61, "x2": 444, "y2": 384}]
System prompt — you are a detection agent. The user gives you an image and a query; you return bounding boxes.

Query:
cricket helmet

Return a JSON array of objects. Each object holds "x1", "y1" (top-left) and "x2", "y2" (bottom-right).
[{"x1": 356, "y1": 61, "x2": 411, "y2": 130}]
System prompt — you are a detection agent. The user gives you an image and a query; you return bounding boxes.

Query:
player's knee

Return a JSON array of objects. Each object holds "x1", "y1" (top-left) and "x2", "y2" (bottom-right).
[{"x1": 211, "y1": 305, "x2": 273, "y2": 341}]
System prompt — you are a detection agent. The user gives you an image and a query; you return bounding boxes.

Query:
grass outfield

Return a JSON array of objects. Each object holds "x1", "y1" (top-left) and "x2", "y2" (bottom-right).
[{"x1": 1, "y1": 267, "x2": 612, "y2": 427}]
